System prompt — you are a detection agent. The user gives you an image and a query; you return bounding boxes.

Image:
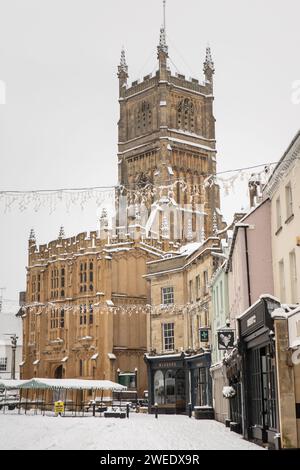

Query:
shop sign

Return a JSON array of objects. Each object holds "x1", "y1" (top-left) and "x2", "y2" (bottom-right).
[
  {"x1": 288, "y1": 309, "x2": 300, "y2": 350},
  {"x1": 157, "y1": 361, "x2": 177, "y2": 368},
  {"x1": 54, "y1": 401, "x2": 65, "y2": 415},
  {"x1": 217, "y1": 330, "x2": 234, "y2": 350},
  {"x1": 247, "y1": 315, "x2": 257, "y2": 328},
  {"x1": 199, "y1": 329, "x2": 209, "y2": 342}
]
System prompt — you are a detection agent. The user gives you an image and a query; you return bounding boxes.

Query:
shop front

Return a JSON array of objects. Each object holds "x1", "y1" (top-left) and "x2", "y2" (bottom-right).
[
  {"x1": 238, "y1": 296, "x2": 280, "y2": 448},
  {"x1": 145, "y1": 351, "x2": 212, "y2": 415},
  {"x1": 187, "y1": 353, "x2": 213, "y2": 418}
]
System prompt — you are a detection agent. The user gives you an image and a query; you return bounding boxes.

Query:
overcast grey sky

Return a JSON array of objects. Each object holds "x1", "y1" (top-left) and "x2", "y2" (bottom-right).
[{"x1": 0, "y1": 0, "x2": 299, "y2": 312}]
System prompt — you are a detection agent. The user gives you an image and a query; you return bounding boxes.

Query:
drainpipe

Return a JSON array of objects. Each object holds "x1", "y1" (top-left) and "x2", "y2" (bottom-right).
[{"x1": 244, "y1": 227, "x2": 252, "y2": 307}]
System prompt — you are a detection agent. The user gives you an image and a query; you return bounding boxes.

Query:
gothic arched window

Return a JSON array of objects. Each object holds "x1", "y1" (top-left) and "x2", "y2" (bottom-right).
[
  {"x1": 137, "y1": 101, "x2": 152, "y2": 134},
  {"x1": 177, "y1": 99, "x2": 195, "y2": 132}
]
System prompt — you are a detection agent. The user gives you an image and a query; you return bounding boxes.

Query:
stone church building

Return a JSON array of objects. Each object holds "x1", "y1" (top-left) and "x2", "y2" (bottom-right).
[{"x1": 21, "y1": 18, "x2": 224, "y2": 400}]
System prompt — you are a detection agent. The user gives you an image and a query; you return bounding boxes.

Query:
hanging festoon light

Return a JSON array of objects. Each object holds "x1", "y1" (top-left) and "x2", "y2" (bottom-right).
[{"x1": 0, "y1": 161, "x2": 280, "y2": 213}]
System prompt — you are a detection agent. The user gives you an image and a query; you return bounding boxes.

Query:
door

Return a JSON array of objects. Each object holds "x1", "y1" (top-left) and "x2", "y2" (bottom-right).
[{"x1": 247, "y1": 345, "x2": 278, "y2": 439}]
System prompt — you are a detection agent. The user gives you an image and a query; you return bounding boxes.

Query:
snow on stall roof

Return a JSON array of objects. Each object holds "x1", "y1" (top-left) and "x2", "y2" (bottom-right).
[
  {"x1": 0, "y1": 379, "x2": 28, "y2": 389},
  {"x1": 0, "y1": 378, "x2": 126, "y2": 391}
]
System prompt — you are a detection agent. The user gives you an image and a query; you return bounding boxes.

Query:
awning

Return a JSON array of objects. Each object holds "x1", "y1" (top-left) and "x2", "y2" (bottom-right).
[
  {"x1": 0, "y1": 380, "x2": 28, "y2": 390},
  {"x1": 33, "y1": 360, "x2": 40, "y2": 365},
  {"x1": 0, "y1": 378, "x2": 127, "y2": 391},
  {"x1": 91, "y1": 353, "x2": 99, "y2": 360},
  {"x1": 61, "y1": 357, "x2": 68, "y2": 363}
]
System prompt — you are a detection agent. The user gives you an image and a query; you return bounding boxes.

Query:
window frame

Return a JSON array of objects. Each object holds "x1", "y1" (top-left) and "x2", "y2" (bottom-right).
[
  {"x1": 162, "y1": 322, "x2": 175, "y2": 352},
  {"x1": 161, "y1": 286, "x2": 174, "y2": 305}
]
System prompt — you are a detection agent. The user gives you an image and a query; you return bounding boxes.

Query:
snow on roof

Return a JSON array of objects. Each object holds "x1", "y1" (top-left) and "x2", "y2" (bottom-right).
[
  {"x1": 178, "y1": 242, "x2": 202, "y2": 257},
  {"x1": 145, "y1": 352, "x2": 184, "y2": 360},
  {"x1": 236, "y1": 294, "x2": 280, "y2": 319},
  {"x1": 107, "y1": 353, "x2": 116, "y2": 360},
  {"x1": 0, "y1": 380, "x2": 28, "y2": 389},
  {"x1": 0, "y1": 378, "x2": 126, "y2": 391}
]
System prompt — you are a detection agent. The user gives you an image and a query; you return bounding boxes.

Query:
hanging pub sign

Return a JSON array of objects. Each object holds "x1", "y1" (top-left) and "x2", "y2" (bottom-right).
[
  {"x1": 199, "y1": 328, "x2": 209, "y2": 342},
  {"x1": 217, "y1": 329, "x2": 234, "y2": 350}
]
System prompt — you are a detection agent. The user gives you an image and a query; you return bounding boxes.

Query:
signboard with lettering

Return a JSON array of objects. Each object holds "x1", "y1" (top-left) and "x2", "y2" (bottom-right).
[
  {"x1": 199, "y1": 329, "x2": 209, "y2": 343},
  {"x1": 288, "y1": 309, "x2": 300, "y2": 349},
  {"x1": 217, "y1": 330, "x2": 234, "y2": 350},
  {"x1": 54, "y1": 401, "x2": 65, "y2": 416}
]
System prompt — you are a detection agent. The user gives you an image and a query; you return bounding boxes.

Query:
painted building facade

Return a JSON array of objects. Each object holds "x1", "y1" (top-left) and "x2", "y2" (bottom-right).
[{"x1": 210, "y1": 258, "x2": 230, "y2": 424}]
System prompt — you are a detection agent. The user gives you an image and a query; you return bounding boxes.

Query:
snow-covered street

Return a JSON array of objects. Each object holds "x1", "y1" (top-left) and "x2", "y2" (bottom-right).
[{"x1": 0, "y1": 413, "x2": 262, "y2": 450}]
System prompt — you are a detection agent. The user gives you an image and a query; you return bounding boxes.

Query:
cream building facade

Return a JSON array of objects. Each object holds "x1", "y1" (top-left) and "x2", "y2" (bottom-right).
[
  {"x1": 262, "y1": 130, "x2": 300, "y2": 448},
  {"x1": 145, "y1": 237, "x2": 222, "y2": 414},
  {"x1": 263, "y1": 130, "x2": 300, "y2": 305}
]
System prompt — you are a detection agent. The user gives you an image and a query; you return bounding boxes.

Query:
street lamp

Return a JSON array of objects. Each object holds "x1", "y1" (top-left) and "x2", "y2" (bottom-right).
[{"x1": 3, "y1": 334, "x2": 18, "y2": 379}]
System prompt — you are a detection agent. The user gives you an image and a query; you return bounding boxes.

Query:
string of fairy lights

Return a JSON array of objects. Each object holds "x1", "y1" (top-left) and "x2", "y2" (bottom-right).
[
  {"x1": 0, "y1": 161, "x2": 278, "y2": 213},
  {"x1": 15, "y1": 300, "x2": 209, "y2": 316}
]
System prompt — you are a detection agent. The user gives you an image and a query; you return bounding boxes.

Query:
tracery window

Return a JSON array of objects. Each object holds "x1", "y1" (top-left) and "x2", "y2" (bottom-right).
[
  {"x1": 50, "y1": 268, "x2": 59, "y2": 299},
  {"x1": 177, "y1": 98, "x2": 195, "y2": 132},
  {"x1": 137, "y1": 101, "x2": 152, "y2": 133},
  {"x1": 31, "y1": 273, "x2": 41, "y2": 302},
  {"x1": 79, "y1": 260, "x2": 94, "y2": 293}
]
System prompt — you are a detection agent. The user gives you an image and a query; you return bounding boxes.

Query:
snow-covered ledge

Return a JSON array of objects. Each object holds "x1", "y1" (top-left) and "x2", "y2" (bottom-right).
[{"x1": 271, "y1": 307, "x2": 288, "y2": 319}]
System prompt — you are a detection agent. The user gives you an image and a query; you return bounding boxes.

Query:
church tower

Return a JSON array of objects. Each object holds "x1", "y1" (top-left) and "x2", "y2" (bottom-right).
[{"x1": 117, "y1": 2, "x2": 222, "y2": 243}]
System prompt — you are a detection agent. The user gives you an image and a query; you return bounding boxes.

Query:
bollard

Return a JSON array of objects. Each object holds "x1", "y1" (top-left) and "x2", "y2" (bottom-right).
[
  {"x1": 126, "y1": 403, "x2": 130, "y2": 419},
  {"x1": 92, "y1": 402, "x2": 96, "y2": 417},
  {"x1": 188, "y1": 402, "x2": 192, "y2": 418},
  {"x1": 154, "y1": 402, "x2": 158, "y2": 419}
]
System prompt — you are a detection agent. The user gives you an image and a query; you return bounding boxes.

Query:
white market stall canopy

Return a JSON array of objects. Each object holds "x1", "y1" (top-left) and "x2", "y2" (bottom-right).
[
  {"x1": 0, "y1": 378, "x2": 127, "y2": 391},
  {"x1": 0, "y1": 379, "x2": 28, "y2": 390}
]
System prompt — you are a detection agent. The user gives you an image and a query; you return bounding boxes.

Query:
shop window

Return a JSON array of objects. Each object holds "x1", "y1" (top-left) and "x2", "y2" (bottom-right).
[
  {"x1": 193, "y1": 367, "x2": 209, "y2": 407},
  {"x1": 165, "y1": 370, "x2": 176, "y2": 404},
  {"x1": 118, "y1": 372, "x2": 136, "y2": 389},
  {"x1": 154, "y1": 370, "x2": 164, "y2": 405},
  {"x1": 247, "y1": 346, "x2": 277, "y2": 431}
]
